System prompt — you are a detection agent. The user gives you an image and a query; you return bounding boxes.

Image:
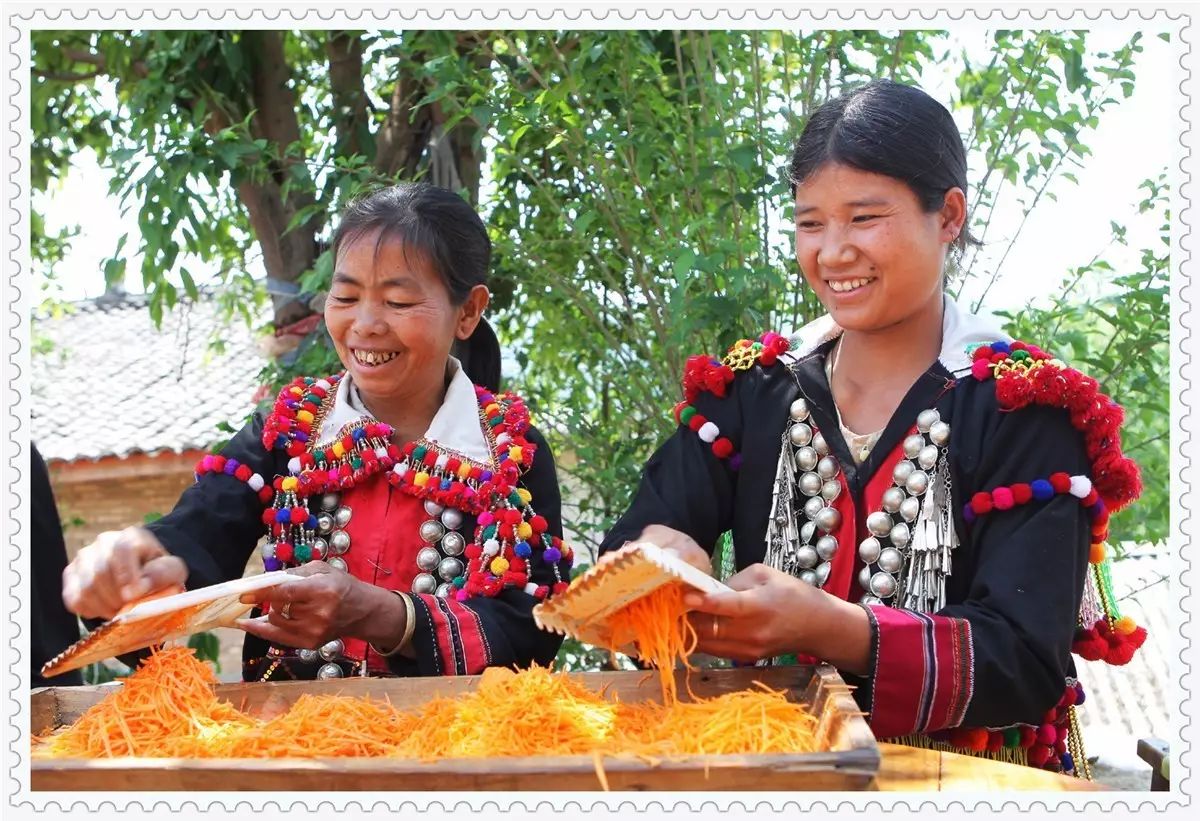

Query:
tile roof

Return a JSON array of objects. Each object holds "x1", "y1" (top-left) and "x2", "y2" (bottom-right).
[{"x1": 31, "y1": 290, "x2": 269, "y2": 463}]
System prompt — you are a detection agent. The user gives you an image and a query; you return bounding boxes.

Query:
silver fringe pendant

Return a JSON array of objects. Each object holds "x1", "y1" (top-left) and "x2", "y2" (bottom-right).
[{"x1": 898, "y1": 449, "x2": 958, "y2": 613}]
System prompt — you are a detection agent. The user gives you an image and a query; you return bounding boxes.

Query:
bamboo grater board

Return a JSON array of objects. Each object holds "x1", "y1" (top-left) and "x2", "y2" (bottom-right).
[
  {"x1": 532, "y1": 542, "x2": 731, "y2": 651},
  {"x1": 41, "y1": 571, "x2": 293, "y2": 678}
]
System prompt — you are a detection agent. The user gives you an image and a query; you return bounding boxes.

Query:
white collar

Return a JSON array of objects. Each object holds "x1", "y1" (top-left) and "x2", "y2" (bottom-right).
[
  {"x1": 318, "y1": 357, "x2": 493, "y2": 463},
  {"x1": 785, "y1": 295, "x2": 1008, "y2": 376}
]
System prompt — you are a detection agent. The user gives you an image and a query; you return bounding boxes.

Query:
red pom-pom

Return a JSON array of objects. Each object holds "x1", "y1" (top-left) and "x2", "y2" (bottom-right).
[
  {"x1": 948, "y1": 727, "x2": 973, "y2": 749},
  {"x1": 1072, "y1": 627, "x2": 1107, "y2": 661},
  {"x1": 687, "y1": 414, "x2": 707, "y2": 432},
  {"x1": 1043, "y1": 708, "x2": 1058, "y2": 725},
  {"x1": 970, "y1": 492, "x2": 994, "y2": 515},
  {"x1": 259, "y1": 487, "x2": 275, "y2": 504},
  {"x1": 1105, "y1": 639, "x2": 1138, "y2": 666},
  {"x1": 1011, "y1": 483, "x2": 1033, "y2": 505},
  {"x1": 275, "y1": 543, "x2": 294, "y2": 563},
  {"x1": 530, "y1": 515, "x2": 549, "y2": 533},
  {"x1": 552, "y1": 582, "x2": 569, "y2": 595},
  {"x1": 1055, "y1": 740, "x2": 1068, "y2": 756},
  {"x1": 289, "y1": 507, "x2": 307, "y2": 524},
  {"x1": 974, "y1": 346, "x2": 994, "y2": 361},
  {"x1": 966, "y1": 728, "x2": 989, "y2": 752},
  {"x1": 287, "y1": 442, "x2": 306, "y2": 457},
  {"x1": 1056, "y1": 724, "x2": 1069, "y2": 744},
  {"x1": 1027, "y1": 744, "x2": 1052, "y2": 767},
  {"x1": 971, "y1": 359, "x2": 992, "y2": 381},
  {"x1": 986, "y1": 732, "x2": 1005, "y2": 752},
  {"x1": 712, "y1": 437, "x2": 734, "y2": 458},
  {"x1": 1049, "y1": 472, "x2": 1072, "y2": 494},
  {"x1": 992, "y1": 486, "x2": 1015, "y2": 511},
  {"x1": 261, "y1": 509, "x2": 276, "y2": 525},
  {"x1": 1019, "y1": 726, "x2": 1038, "y2": 748},
  {"x1": 1061, "y1": 686, "x2": 1078, "y2": 707}
]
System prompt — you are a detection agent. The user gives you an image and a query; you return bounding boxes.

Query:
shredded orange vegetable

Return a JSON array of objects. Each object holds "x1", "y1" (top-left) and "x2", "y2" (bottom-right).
[
  {"x1": 604, "y1": 581, "x2": 697, "y2": 704},
  {"x1": 34, "y1": 646, "x2": 820, "y2": 765}
]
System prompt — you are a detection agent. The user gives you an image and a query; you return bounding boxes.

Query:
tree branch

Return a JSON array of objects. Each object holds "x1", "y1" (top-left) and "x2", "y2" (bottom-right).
[{"x1": 326, "y1": 31, "x2": 370, "y2": 159}]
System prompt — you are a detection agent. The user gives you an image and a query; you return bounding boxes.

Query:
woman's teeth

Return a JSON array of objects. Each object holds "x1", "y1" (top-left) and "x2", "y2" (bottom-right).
[
  {"x1": 827, "y1": 277, "x2": 875, "y2": 293},
  {"x1": 353, "y1": 349, "x2": 399, "y2": 366}
]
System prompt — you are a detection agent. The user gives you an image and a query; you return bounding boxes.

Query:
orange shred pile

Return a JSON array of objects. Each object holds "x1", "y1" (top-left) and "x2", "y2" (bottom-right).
[
  {"x1": 604, "y1": 581, "x2": 697, "y2": 703},
  {"x1": 34, "y1": 646, "x2": 820, "y2": 763}
]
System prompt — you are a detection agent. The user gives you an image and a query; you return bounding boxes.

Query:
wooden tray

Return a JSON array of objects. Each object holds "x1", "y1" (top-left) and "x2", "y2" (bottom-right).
[{"x1": 30, "y1": 665, "x2": 880, "y2": 791}]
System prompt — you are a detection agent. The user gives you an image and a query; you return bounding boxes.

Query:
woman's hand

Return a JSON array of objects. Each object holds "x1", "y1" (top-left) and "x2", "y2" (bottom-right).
[
  {"x1": 683, "y1": 563, "x2": 872, "y2": 675},
  {"x1": 626, "y1": 524, "x2": 713, "y2": 574},
  {"x1": 62, "y1": 527, "x2": 189, "y2": 619},
  {"x1": 237, "y1": 562, "x2": 407, "y2": 651}
]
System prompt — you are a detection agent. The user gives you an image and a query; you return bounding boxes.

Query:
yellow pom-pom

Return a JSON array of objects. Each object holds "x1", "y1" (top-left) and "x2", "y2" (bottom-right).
[
  {"x1": 516, "y1": 488, "x2": 533, "y2": 505},
  {"x1": 1114, "y1": 616, "x2": 1137, "y2": 635},
  {"x1": 281, "y1": 477, "x2": 298, "y2": 492},
  {"x1": 1089, "y1": 542, "x2": 1106, "y2": 564},
  {"x1": 509, "y1": 446, "x2": 523, "y2": 462},
  {"x1": 457, "y1": 463, "x2": 473, "y2": 479},
  {"x1": 517, "y1": 522, "x2": 533, "y2": 540},
  {"x1": 485, "y1": 403, "x2": 501, "y2": 417},
  {"x1": 332, "y1": 442, "x2": 345, "y2": 458},
  {"x1": 289, "y1": 386, "x2": 304, "y2": 396},
  {"x1": 414, "y1": 471, "x2": 430, "y2": 487},
  {"x1": 490, "y1": 557, "x2": 510, "y2": 574},
  {"x1": 297, "y1": 410, "x2": 315, "y2": 424}
]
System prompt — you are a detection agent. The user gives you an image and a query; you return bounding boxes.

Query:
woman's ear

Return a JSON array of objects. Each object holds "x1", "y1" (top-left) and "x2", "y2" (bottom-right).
[
  {"x1": 455, "y1": 284, "x2": 491, "y2": 340},
  {"x1": 940, "y1": 187, "x2": 967, "y2": 244}
]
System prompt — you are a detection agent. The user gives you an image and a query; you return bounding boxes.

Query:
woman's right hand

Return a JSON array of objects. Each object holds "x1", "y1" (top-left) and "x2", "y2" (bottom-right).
[
  {"x1": 633, "y1": 524, "x2": 713, "y2": 575},
  {"x1": 62, "y1": 527, "x2": 188, "y2": 620}
]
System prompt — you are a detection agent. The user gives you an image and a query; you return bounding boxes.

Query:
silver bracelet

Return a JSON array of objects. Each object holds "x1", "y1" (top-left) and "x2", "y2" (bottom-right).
[{"x1": 369, "y1": 590, "x2": 417, "y2": 657}]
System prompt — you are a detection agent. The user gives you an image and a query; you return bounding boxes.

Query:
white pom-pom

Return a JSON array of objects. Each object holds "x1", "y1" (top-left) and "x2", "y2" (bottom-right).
[
  {"x1": 524, "y1": 582, "x2": 540, "y2": 596},
  {"x1": 248, "y1": 474, "x2": 265, "y2": 491},
  {"x1": 435, "y1": 453, "x2": 449, "y2": 470},
  {"x1": 483, "y1": 539, "x2": 501, "y2": 556},
  {"x1": 288, "y1": 457, "x2": 301, "y2": 474},
  {"x1": 698, "y1": 421, "x2": 720, "y2": 443},
  {"x1": 1069, "y1": 475, "x2": 1093, "y2": 499},
  {"x1": 496, "y1": 433, "x2": 512, "y2": 446},
  {"x1": 315, "y1": 379, "x2": 331, "y2": 391},
  {"x1": 393, "y1": 463, "x2": 406, "y2": 475},
  {"x1": 375, "y1": 445, "x2": 388, "y2": 458}
]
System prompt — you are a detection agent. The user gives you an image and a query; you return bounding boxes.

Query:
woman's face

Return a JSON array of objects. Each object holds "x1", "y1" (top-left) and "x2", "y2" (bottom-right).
[
  {"x1": 793, "y1": 162, "x2": 964, "y2": 334},
  {"x1": 325, "y1": 230, "x2": 485, "y2": 406}
]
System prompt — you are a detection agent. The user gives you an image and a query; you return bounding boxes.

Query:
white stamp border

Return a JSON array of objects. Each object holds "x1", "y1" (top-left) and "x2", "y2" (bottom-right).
[{"x1": 2, "y1": 3, "x2": 1194, "y2": 818}]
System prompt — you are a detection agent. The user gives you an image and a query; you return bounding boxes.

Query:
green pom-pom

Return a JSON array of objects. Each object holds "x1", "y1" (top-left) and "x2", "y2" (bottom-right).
[
  {"x1": 1003, "y1": 727, "x2": 1022, "y2": 748},
  {"x1": 680, "y1": 406, "x2": 697, "y2": 423},
  {"x1": 412, "y1": 445, "x2": 428, "y2": 461},
  {"x1": 453, "y1": 576, "x2": 466, "y2": 588},
  {"x1": 482, "y1": 524, "x2": 497, "y2": 540},
  {"x1": 294, "y1": 544, "x2": 313, "y2": 563}
]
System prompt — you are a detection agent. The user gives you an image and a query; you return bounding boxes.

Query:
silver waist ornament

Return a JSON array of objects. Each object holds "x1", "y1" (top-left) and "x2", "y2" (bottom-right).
[{"x1": 765, "y1": 397, "x2": 959, "y2": 616}]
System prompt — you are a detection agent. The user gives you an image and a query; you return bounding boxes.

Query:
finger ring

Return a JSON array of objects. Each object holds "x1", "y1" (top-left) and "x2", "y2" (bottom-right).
[
  {"x1": 280, "y1": 602, "x2": 293, "y2": 620},
  {"x1": 711, "y1": 617, "x2": 720, "y2": 640}
]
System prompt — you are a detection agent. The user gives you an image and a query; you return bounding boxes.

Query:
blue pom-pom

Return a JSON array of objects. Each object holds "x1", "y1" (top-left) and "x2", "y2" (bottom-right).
[
  {"x1": 274, "y1": 509, "x2": 291, "y2": 523},
  {"x1": 991, "y1": 340, "x2": 1011, "y2": 354},
  {"x1": 514, "y1": 541, "x2": 532, "y2": 558},
  {"x1": 352, "y1": 427, "x2": 365, "y2": 441},
  {"x1": 306, "y1": 515, "x2": 318, "y2": 529},
  {"x1": 481, "y1": 470, "x2": 494, "y2": 482},
  {"x1": 1031, "y1": 479, "x2": 1055, "y2": 501},
  {"x1": 440, "y1": 479, "x2": 452, "y2": 491},
  {"x1": 1061, "y1": 753, "x2": 1074, "y2": 772}
]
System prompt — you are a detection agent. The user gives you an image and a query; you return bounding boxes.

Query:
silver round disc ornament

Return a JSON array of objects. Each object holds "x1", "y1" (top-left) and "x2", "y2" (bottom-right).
[
  {"x1": 929, "y1": 420, "x2": 951, "y2": 447},
  {"x1": 867, "y1": 511, "x2": 894, "y2": 537},
  {"x1": 424, "y1": 499, "x2": 445, "y2": 517},
  {"x1": 438, "y1": 557, "x2": 465, "y2": 582},
  {"x1": 817, "y1": 456, "x2": 839, "y2": 481},
  {"x1": 319, "y1": 639, "x2": 344, "y2": 662},
  {"x1": 435, "y1": 583, "x2": 453, "y2": 598},
  {"x1": 327, "y1": 556, "x2": 348, "y2": 572},
  {"x1": 889, "y1": 522, "x2": 911, "y2": 548},
  {"x1": 412, "y1": 573, "x2": 438, "y2": 595},
  {"x1": 858, "y1": 537, "x2": 882, "y2": 564},
  {"x1": 795, "y1": 545, "x2": 819, "y2": 570},
  {"x1": 905, "y1": 470, "x2": 930, "y2": 496},
  {"x1": 815, "y1": 534, "x2": 838, "y2": 561},
  {"x1": 917, "y1": 408, "x2": 941, "y2": 433},
  {"x1": 316, "y1": 513, "x2": 334, "y2": 535},
  {"x1": 869, "y1": 571, "x2": 898, "y2": 599},
  {"x1": 417, "y1": 546, "x2": 442, "y2": 572},
  {"x1": 899, "y1": 496, "x2": 921, "y2": 523},
  {"x1": 881, "y1": 486, "x2": 905, "y2": 514},
  {"x1": 800, "y1": 521, "x2": 817, "y2": 545},
  {"x1": 799, "y1": 472, "x2": 823, "y2": 497},
  {"x1": 795, "y1": 446, "x2": 819, "y2": 472},
  {"x1": 903, "y1": 434, "x2": 925, "y2": 459},
  {"x1": 812, "y1": 431, "x2": 830, "y2": 456},
  {"x1": 312, "y1": 537, "x2": 329, "y2": 558},
  {"x1": 821, "y1": 479, "x2": 841, "y2": 502},
  {"x1": 298, "y1": 648, "x2": 320, "y2": 664},
  {"x1": 799, "y1": 569, "x2": 819, "y2": 586},
  {"x1": 918, "y1": 445, "x2": 940, "y2": 471},
  {"x1": 860, "y1": 595, "x2": 884, "y2": 606},
  {"x1": 815, "y1": 506, "x2": 842, "y2": 533},
  {"x1": 892, "y1": 460, "x2": 914, "y2": 485},
  {"x1": 320, "y1": 493, "x2": 340, "y2": 512},
  {"x1": 419, "y1": 520, "x2": 445, "y2": 544},
  {"x1": 858, "y1": 565, "x2": 874, "y2": 592},
  {"x1": 803, "y1": 495, "x2": 825, "y2": 520},
  {"x1": 878, "y1": 547, "x2": 904, "y2": 574},
  {"x1": 815, "y1": 561, "x2": 832, "y2": 586},
  {"x1": 329, "y1": 530, "x2": 351, "y2": 555},
  {"x1": 441, "y1": 531, "x2": 467, "y2": 556},
  {"x1": 789, "y1": 422, "x2": 813, "y2": 447},
  {"x1": 440, "y1": 508, "x2": 464, "y2": 530},
  {"x1": 789, "y1": 398, "x2": 810, "y2": 421},
  {"x1": 334, "y1": 506, "x2": 353, "y2": 528},
  {"x1": 317, "y1": 663, "x2": 342, "y2": 680}
]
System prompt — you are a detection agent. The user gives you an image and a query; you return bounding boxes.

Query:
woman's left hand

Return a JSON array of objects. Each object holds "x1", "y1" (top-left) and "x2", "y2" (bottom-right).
[
  {"x1": 684, "y1": 563, "x2": 871, "y2": 675},
  {"x1": 236, "y1": 563, "x2": 404, "y2": 651}
]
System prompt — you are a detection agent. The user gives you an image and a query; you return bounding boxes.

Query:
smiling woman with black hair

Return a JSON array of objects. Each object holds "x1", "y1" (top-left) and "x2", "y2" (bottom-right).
[
  {"x1": 62, "y1": 182, "x2": 573, "y2": 682},
  {"x1": 602, "y1": 79, "x2": 1145, "y2": 777}
]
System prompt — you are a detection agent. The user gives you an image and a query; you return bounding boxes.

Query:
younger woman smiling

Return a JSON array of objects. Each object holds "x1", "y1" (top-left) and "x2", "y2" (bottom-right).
[
  {"x1": 63, "y1": 183, "x2": 573, "y2": 681},
  {"x1": 603, "y1": 79, "x2": 1144, "y2": 776}
]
